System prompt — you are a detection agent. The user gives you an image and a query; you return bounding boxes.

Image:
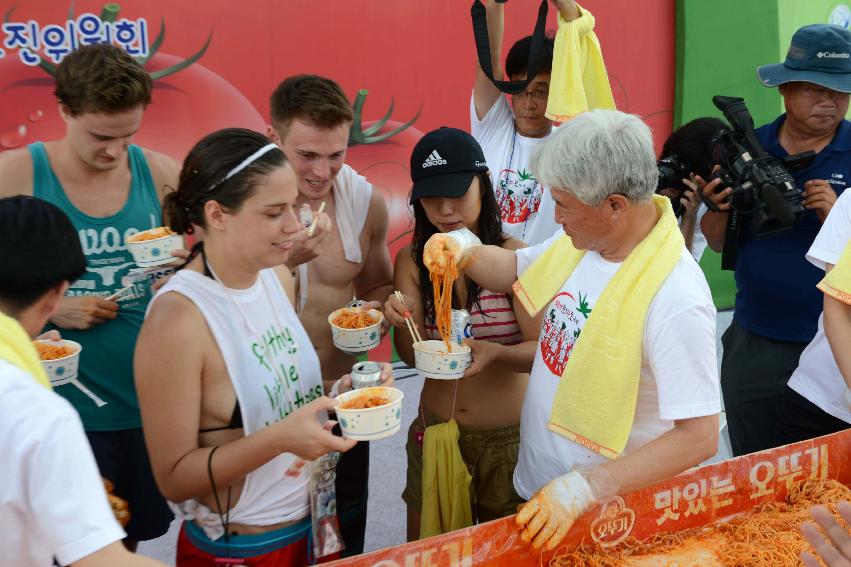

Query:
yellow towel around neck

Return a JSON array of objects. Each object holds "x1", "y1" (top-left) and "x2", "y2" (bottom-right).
[
  {"x1": 818, "y1": 241, "x2": 851, "y2": 306},
  {"x1": 419, "y1": 418, "x2": 473, "y2": 539},
  {"x1": 545, "y1": 4, "x2": 616, "y2": 122},
  {"x1": 0, "y1": 311, "x2": 51, "y2": 389},
  {"x1": 512, "y1": 195, "x2": 682, "y2": 459}
]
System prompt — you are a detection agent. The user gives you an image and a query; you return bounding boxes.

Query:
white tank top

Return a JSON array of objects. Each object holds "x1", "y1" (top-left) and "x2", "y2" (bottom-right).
[{"x1": 151, "y1": 268, "x2": 324, "y2": 539}]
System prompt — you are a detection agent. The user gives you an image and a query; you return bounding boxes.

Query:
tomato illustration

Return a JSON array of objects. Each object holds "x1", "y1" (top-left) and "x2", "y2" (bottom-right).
[
  {"x1": 0, "y1": 5, "x2": 265, "y2": 162},
  {"x1": 346, "y1": 90, "x2": 423, "y2": 263},
  {"x1": 540, "y1": 291, "x2": 587, "y2": 377}
]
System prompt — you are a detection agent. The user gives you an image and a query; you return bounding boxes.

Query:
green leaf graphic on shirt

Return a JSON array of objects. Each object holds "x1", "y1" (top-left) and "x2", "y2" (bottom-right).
[
  {"x1": 518, "y1": 169, "x2": 535, "y2": 182},
  {"x1": 577, "y1": 292, "x2": 592, "y2": 320}
]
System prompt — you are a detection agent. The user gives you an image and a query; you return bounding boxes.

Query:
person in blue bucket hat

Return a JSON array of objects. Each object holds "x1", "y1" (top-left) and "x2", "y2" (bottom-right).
[{"x1": 700, "y1": 24, "x2": 851, "y2": 457}]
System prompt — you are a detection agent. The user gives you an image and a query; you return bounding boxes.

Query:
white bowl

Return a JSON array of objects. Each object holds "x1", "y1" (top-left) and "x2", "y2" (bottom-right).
[
  {"x1": 413, "y1": 339, "x2": 472, "y2": 380},
  {"x1": 126, "y1": 229, "x2": 183, "y2": 268},
  {"x1": 335, "y1": 386, "x2": 404, "y2": 441},
  {"x1": 328, "y1": 308, "x2": 383, "y2": 354},
  {"x1": 33, "y1": 339, "x2": 82, "y2": 386}
]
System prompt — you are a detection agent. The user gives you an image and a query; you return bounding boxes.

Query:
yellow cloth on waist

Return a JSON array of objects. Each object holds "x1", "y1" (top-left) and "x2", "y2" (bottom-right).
[
  {"x1": 545, "y1": 4, "x2": 616, "y2": 122},
  {"x1": 419, "y1": 418, "x2": 472, "y2": 539},
  {"x1": 818, "y1": 241, "x2": 851, "y2": 306},
  {"x1": 512, "y1": 195, "x2": 682, "y2": 459},
  {"x1": 0, "y1": 311, "x2": 50, "y2": 389}
]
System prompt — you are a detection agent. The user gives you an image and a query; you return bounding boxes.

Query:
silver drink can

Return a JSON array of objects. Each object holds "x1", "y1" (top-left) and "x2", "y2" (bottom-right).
[
  {"x1": 450, "y1": 309, "x2": 473, "y2": 345},
  {"x1": 351, "y1": 361, "x2": 382, "y2": 389}
]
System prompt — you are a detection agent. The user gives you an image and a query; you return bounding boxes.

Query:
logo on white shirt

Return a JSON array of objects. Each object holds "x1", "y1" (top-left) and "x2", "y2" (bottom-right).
[{"x1": 422, "y1": 150, "x2": 447, "y2": 168}]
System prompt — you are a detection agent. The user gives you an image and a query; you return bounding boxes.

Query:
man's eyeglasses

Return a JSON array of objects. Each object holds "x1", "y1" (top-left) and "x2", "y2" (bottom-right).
[{"x1": 512, "y1": 87, "x2": 549, "y2": 102}]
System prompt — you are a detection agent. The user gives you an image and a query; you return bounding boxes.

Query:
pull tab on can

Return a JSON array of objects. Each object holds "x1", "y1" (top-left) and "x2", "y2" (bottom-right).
[{"x1": 351, "y1": 361, "x2": 382, "y2": 389}]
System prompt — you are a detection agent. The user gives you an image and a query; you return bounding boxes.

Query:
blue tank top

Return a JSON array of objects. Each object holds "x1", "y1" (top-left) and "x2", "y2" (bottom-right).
[{"x1": 30, "y1": 142, "x2": 162, "y2": 430}]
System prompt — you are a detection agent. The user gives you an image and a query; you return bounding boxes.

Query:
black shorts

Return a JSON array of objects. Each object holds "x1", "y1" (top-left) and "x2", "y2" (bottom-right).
[
  {"x1": 334, "y1": 427, "x2": 369, "y2": 557},
  {"x1": 774, "y1": 386, "x2": 851, "y2": 446},
  {"x1": 85, "y1": 428, "x2": 173, "y2": 541}
]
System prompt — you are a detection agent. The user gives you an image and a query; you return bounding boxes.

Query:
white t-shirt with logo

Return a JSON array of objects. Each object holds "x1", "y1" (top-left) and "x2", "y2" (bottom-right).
[
  {"x1": 689, "y1": 204, "x2": 709, "y2": 263},
  {"x1": 470, "y1": 94, "x2": 561, "y2": 245},
  {"x1": 788, "y1": 189, "x2": 851, "y2": 424},
  {"x1": 0, "y1": 360, "x2": 125, "y2": 566},
  {"x1": 512, "y1": 233, "x2": 721, "y2": 499}
]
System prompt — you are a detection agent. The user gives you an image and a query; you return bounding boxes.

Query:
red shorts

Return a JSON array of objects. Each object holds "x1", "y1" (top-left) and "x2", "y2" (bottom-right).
[{"x1": 176, "y1": 523, "x2": 340, "y2": 567}]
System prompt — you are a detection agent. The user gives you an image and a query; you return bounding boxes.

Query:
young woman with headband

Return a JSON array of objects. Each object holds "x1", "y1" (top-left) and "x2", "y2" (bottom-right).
[{"x1": 135, "y1": 128, "x2": 392, "y2": 565}]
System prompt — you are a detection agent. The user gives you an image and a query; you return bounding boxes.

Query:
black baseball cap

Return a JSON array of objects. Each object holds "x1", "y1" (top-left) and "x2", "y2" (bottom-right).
[{"x1": 410, "y1": 127, "x2": 489, "y2": 203}]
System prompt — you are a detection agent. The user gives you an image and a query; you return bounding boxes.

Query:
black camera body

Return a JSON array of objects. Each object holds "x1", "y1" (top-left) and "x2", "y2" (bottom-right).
[
  {"x1": 656, "y1": 155, "x2": 692, "y2": 217},
  {"x1": 709, "y1": 95, "x2": 814, "y2": 237}
]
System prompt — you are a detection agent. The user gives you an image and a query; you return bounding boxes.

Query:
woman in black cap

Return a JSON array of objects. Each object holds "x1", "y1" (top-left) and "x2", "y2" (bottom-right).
[{"x1": 385, "y1": 127, "x2": 539, "y2": 540}]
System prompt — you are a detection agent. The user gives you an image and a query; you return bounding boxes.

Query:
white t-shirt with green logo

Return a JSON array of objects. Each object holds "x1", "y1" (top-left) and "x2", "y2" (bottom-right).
[
  {"x1": 470, "y1": 94, "x2": 561, "y2": 245},
  {"x1": 512, "y1": 233, "x2": 720, "y2": 499}
]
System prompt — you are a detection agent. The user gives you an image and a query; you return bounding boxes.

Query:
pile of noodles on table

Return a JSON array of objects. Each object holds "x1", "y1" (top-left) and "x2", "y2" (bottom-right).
[{"x1": 549, "y1": 478, "x2": 850, "y2": 567}]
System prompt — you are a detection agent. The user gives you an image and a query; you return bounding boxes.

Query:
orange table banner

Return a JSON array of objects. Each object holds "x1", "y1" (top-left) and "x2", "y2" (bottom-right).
[{"x1": 328, "y1": 428, "x2": 851, "y2": 566}]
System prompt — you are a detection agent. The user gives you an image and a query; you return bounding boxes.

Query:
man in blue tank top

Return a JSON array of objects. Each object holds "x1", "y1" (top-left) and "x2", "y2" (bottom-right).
[
  {"x1": 701, "y1": 25, "x2": 851, "y2": 456},
  {"x1": 0, "y1": 44, "x2": 179, "y2": 549}
]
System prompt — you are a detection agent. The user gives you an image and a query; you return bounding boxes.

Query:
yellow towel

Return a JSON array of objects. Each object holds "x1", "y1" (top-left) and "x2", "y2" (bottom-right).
[
  {"x1": 419, "y1": 418, "x2": 473, "y2": 538},
  {"x1": 818, "y1": 241, "x2": 851, "y2": 306},
  {"x1": 0, "y1": 311, "x2": 51, "y2": 389},
  {"x1": 512, "y1": 195, "x2": 682, "y2": 459},
  {"x1": 545, "y1": 4, "x2": 616, "y2": 122}
]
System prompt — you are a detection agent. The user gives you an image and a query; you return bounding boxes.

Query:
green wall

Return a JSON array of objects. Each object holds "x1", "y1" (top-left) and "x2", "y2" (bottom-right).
[{"x1": 676, "y1": 0, "x2": 782, "y2": 308}]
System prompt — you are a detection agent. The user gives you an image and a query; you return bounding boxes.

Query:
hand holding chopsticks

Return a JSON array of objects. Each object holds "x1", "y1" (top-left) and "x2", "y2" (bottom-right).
[
  {"x1": 394, "y1": 290, "x2": 423, "y2": 344},
  {"x1": 307, "y1": 201, "x2": 327, "y2": 237}
]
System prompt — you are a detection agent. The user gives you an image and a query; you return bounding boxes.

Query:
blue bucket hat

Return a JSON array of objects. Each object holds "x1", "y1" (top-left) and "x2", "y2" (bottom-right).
[{"x1": 757, "y1": 24, "x2": 851, "y2": 93}]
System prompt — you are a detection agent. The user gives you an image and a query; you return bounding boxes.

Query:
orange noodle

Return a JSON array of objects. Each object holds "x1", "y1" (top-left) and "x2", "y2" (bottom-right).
[
  {"x1": 338, "y1": 393, "x2": 391, "y2": 410},
  {"x1": 548, "y1": 479, "x2": 851, "y2": 567},
  {"x1": 332, "y1": 308, "x2": 378, "y2": 329},
  {"x1": 130, "y1": 226, "x2": 175, "y2": 242},
  {"x1": 428, "y1": 248, "x2": 458, "y2": 352},
  {"x1": 34, "y1": 342, "x2": 76, "y2": 360}
]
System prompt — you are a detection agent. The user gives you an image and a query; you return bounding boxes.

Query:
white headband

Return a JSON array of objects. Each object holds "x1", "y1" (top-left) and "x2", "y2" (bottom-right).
[{"x1": 210, "y1": 143, "x2": 279, "y2": 192}]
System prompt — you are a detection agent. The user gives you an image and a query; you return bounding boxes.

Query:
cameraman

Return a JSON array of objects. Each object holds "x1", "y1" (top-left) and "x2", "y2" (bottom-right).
[
  {"x1": 657, "y1": 117, "x2": 728, "y2": 262},
  {"x1": 701, "y1": 24, "x2": 851, "y2": 456}
]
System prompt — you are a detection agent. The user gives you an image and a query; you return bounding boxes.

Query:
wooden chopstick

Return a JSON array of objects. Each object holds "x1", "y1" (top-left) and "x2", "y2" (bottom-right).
[
  {"x1": 106, "y1": 284, "x2": 135, "y2": 302},
  {"x1": 395, "y1": 290, "x2": 423, "y2": 343},
  {"x1": 307, "y1": 201, "x2": 327, "y2": 237}
]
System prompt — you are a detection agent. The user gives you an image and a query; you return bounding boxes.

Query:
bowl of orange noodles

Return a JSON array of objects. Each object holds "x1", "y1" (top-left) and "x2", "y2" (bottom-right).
[
  {"x1": 33, "y1": 339, "x2": 82, "y2": 385},
  {"x1": 413, "y1": 339, "x2": 471, "y2": 380},
  {"x1": 126, "y1": 227, "x2": 183, "y2": 268},
  {"x1": 327, "y1": 307, "x2": 383, "y2": 354},
  {"x1": 334, "y1": 386, "x2": 404, "y2": 441}
]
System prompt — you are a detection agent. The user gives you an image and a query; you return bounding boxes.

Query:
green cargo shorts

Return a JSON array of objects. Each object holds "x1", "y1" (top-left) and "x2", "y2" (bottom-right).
[{"x1": 402, "y1": 409, "x2": 523, "y2": 524}]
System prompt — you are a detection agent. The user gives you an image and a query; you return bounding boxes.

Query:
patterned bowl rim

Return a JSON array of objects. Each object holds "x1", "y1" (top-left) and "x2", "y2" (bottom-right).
[{"x1": 327, "y1": 308, "x2": 384, "y2": 332}]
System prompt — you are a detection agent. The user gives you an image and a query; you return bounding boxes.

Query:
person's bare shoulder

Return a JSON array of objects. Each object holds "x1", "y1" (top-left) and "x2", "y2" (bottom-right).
[
  {"x1": 365, "y1": 183, "x2": 389, "y2": 235},
  {"x1": 141, "y1": 148, "x2": 180, "y2": 202},
  {"x1": 0, "y1": 147, "x2": 35, "y2": 198}
]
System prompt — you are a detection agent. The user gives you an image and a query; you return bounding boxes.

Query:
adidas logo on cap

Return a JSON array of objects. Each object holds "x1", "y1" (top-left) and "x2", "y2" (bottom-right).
[{"x1": 422, "y1": 150, "x2": 448, "y2": 168}]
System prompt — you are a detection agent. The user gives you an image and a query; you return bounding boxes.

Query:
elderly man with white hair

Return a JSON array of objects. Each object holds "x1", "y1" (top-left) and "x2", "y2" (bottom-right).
[{"x1": 423, "y1": 109, "x2": 721, "y2": 551}]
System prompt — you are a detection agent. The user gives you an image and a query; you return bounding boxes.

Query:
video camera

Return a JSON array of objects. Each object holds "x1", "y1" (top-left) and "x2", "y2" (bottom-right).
[{"x1": 709, "y1": 95, "x2": 814, "y2": 236}]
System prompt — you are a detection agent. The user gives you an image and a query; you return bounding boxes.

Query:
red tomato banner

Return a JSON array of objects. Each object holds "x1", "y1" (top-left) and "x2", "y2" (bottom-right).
[
  {"x1": 325, "y1": 428, "x2": 851, "y2": 566},
  {"x1": 0, "y1": 0, "x2": 675, "y2": 262}
]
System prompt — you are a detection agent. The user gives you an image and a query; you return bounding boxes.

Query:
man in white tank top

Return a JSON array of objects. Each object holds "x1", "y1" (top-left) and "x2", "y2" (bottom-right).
[{"x1": 268, "y1": 75, "x2": 394, "y2": 556}]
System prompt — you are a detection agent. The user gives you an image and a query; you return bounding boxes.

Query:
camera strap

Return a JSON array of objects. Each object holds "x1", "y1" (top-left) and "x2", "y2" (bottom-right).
[
  {"x1": 470, "y1": 0, "x2": 549, "y2": 94},
  {"x1": 721, "y1": 211, "x2": 743, "y2": 271}
]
